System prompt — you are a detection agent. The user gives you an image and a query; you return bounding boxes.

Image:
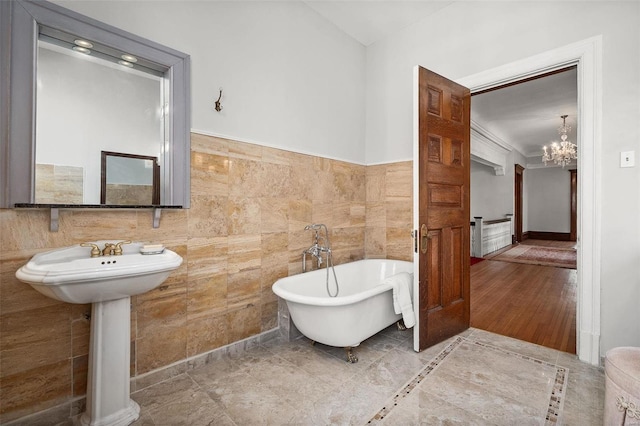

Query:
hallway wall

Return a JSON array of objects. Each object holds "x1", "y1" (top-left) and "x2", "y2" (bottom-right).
[
  {"x1": 525, "y1": 167, "x2": 573, "y2": 233},
  {"x1": 470, "y1": 161, "x2": 512, "y2": 222}
]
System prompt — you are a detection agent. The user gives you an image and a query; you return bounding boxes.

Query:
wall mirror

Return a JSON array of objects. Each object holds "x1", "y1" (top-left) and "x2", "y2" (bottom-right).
[{"x1": 1, "y1": 0, "x2": 191, "y2": 208}]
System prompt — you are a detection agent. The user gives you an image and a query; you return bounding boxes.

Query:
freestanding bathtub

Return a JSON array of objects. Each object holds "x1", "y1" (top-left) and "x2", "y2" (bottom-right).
[{"x1": 272, "y1": 259, "x2": 414, "y2": 360}]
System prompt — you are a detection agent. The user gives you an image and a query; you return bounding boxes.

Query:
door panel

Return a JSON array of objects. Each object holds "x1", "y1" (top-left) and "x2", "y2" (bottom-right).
[
  {"x1": 425, "y1": 229, "x2": 442, "y2": 311},
  {"x1": 416, "y1": 66, "x2": 471, "y2": 350}
]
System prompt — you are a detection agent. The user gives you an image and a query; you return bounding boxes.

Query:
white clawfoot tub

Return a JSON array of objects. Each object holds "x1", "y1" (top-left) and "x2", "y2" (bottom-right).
[{"x1": 272, "y1": 259, "x2": 413, "y2": 359}]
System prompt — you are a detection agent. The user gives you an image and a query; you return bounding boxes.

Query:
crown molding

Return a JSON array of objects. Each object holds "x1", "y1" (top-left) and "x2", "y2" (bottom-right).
[{"x1": 470, "y1": 120, "x2": 513, "y2": 176}]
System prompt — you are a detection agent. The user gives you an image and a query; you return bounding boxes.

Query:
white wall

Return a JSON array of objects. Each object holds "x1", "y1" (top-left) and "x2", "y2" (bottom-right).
[
  {"x1": 366, "y1": 1, "x2": 640, "y2": 354},
  {"x1": 54, "y1": 0, "x2": 367, "y2": 164},
  {"x1": 470, "y1": 161, "x2": 511, "y2": 221},
  {"x1": 525, "y1": 168, "x2": 572, "y2": 233},
  {"x1": 471, "y1": 149, "x2": 528, "y2": 232}
]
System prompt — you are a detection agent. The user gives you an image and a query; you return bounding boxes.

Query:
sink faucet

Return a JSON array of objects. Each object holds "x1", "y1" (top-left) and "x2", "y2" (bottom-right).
[
  {"x1": 103, "y1": 241, "x2": 131, "y2": 256},
  {"x1": 80, "y1": 240, "x2": 131, "y2": 257},
  {"x1": 113, "y1": 240, "x2": 131, "y2": 255},
  {"x1": 102, "y1": 243, "x2": 116, "y2": 256},
  {"x1": 80, "y1": 242, "x2": 101, "y2": 258}
]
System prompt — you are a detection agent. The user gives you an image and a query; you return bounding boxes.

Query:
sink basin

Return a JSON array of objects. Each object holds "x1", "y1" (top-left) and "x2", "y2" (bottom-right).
[
  {"x1": 16, "y1": 241, "x2": 182, "y2": 304},
  {"x1": 16, "y1": 241, "x2": 182, "y2": 426}
]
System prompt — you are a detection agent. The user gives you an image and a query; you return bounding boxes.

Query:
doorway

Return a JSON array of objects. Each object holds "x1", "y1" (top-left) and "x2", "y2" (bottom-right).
[
  {"x1": 467, "y1": 65, "x2": 578, "y2": 354},
  {"x1": 455, "y1": 37, "x2": 601, "y2": 364}
]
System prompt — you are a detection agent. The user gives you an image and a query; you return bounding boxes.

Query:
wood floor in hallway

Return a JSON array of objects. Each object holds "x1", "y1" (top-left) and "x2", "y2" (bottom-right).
[{"x1": 470, "y1": 252, "x2": 577, "y2": 354}]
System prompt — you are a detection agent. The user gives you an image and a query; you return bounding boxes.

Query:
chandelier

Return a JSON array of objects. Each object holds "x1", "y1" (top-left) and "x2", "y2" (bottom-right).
[{"x1": 542, "y1": 115, "x2": 577, "y2": 167}]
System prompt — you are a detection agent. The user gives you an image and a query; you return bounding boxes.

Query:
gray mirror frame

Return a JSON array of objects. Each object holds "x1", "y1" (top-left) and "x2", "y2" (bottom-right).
[{"x1": 0, "y1": 0, "x2": 191, "y2": 208}]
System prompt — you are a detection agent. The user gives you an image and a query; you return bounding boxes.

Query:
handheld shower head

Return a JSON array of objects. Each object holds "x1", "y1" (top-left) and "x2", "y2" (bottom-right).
[{"x1": 305, "y1": 224, "x2": 324, "y2": 245}]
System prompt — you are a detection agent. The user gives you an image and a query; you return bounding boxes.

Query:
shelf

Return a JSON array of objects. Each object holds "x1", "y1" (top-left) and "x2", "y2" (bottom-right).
[{"x1": 14, "y1": 204, "x2": 183, "y2": 232}]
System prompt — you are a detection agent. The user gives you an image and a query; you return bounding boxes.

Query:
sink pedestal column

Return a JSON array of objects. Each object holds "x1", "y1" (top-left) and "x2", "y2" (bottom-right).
[{"x1": 81, "y1": 297, "x2": 139, "y2": 426}]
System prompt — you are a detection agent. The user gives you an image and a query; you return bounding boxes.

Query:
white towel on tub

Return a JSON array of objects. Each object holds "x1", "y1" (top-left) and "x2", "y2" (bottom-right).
[{"x1": 384, "y1": 272, "x2": 416, "y2": 328}]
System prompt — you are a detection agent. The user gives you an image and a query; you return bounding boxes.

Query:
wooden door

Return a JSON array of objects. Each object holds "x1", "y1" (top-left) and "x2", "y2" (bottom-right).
[
  {"x1": 515, "y1": 164, "x2": 524, "y2": 242},
  {"x1": 416, "y1": 67, "x2": 470, "y2": 350}
]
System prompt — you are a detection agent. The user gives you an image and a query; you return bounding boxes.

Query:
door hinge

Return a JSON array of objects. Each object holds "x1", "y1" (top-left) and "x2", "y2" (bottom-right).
[{"x1": 412, "y1": 229, "x2": 418, "y2": 253}]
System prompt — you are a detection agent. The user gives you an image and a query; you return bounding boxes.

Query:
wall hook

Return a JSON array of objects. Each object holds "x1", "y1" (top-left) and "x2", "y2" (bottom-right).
[{"x1": 214, "y1": 88, "x2": 223, "y2": 112}]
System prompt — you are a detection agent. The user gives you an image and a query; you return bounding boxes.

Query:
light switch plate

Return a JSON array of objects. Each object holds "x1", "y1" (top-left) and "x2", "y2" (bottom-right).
[{"x1": 621, "y1": 151, "x2": 635, "y2": 168}]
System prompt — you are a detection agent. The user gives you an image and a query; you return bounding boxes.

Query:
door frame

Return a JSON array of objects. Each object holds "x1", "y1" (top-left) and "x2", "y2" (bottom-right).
[
  {"x1": 458, "y1": 37, "x2": 601, "y2": 365},
  {"x1": 514, "y1": 164, "x2": 524, "y2": 243},
  {"x1": 570, "y1": 169, "x2": 578, "y2": 242},
  {"x1": 413, "y1": 36, "x2": 602, "y2": 365}
]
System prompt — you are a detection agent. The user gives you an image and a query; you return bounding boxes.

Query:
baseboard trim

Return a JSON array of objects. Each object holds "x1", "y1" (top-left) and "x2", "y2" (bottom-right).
[
  {"x1": 579, "y1": 329, "x2": 601, "y2": 366},
  {"x1": 526, "y1": 231, "x2": 572, "y2": 241},
  {"x1": 132, "y1": 327, "x2": 280, "y2": 392}
]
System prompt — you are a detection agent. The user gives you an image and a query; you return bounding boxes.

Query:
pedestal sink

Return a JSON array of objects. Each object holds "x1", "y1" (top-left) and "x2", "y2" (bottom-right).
[{"x1": 16, "y1": 241, "x2": 183, "y2": 426}]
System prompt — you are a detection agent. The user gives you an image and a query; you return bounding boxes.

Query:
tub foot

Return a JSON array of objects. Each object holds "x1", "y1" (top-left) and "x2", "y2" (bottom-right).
[
  {"x1": 396, "y1": 319, "x2": 407, "y2": 331},
  {"x1": 345, "y1": 347, "x2": 358, "y2": 363},
  {"x1": 311, "y1": 340, "x2": 316, "y2": 346}
]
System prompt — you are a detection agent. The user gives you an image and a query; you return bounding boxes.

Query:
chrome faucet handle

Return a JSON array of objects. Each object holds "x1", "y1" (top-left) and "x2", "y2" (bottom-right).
[
  {"x1": 81, "y1": 242, "x2": 101, "y2": 258},
  {"x1": 113, "y1": 240, "x2": 132, "y2": 256},
  {"x1": 102, "y1": 243, "x2": 116, "y2": 256},
  {"x1": 307, "y1": 228, "x2": 320, "y2": 244}
]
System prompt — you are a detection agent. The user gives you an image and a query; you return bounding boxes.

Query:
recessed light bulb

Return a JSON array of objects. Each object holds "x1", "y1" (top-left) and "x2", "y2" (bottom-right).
[
  {"x1": 74, "y1": 39, "x2": 93, "y2": 49},
  {"x1": 121, "y1": 54, "x2": 138, "y2": 63},
  {"x1": 118, "y1": 60, "x2": 134, "y2": 68},
  {"x1": 72, "y1": 46, "x2": 91, "y2": 54}
]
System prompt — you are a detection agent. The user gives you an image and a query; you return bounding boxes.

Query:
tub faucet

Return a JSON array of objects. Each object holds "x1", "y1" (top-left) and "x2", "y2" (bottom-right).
[
  {"x1": 302, "y1": 224, "x2": 331, "y2": 271},
  {"x1": 301, "y1": 224, "x2": 340, "y2": 297},
  {"x1": 305, "y1": 244, "x2": 324, "y2": 266}
]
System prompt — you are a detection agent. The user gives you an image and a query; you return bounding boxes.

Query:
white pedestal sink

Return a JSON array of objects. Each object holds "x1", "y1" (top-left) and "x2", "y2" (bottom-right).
[{"x1": 16, "y1": 241, "x2": 182, "y2": 426}]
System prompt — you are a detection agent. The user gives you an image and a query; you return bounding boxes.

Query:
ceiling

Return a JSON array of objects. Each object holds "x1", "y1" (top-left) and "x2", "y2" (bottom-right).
[
  {"x1": 301, "y1": 1, "x2": 578, "y2": 163},
  {"x1": 303, "y1": 1, "x2": 453, "y2": 46},
  {"x1": 471, "y1": 68, "x2": 578, "y2": 159}
]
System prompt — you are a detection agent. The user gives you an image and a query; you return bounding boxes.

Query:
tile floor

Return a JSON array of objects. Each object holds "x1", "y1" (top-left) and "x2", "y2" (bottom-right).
[{"x1": 74, "y1": 327, "x2": 604, "y2": 425}]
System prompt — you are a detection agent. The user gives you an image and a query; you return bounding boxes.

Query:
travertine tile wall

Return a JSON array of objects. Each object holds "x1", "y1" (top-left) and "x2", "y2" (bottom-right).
[
  {"x1": 35, "y1": 164, "x2": 84, "y2": 204},
  {"x1": 0, "y1": 133, "x2": 412, "y2": 423},
  {"x1": 365, "y1": 162, "x2": 413, "y2": 261},
  {"x1": 105, "y1": 184, "x2": 155, "y2": 205}
]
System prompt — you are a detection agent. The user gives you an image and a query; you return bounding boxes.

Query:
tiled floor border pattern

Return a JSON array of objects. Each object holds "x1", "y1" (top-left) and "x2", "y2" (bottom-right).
[
  {"x1": 367, "y1": 336, "x2": 569, "y2": 425},
  {"x1": 367, "y1": 337, "x2": 464, "y2": 424},
  {"x1": 469, "y1": 339, "x2": 569, "y2": 424}
]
